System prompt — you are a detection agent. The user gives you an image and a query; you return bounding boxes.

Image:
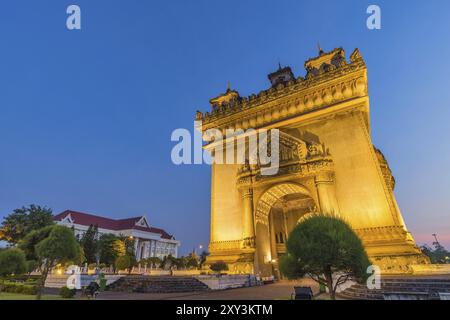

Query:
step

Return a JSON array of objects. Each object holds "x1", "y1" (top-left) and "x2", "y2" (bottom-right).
[
  {"x1": 341, "y1": 277, "x2": 450, "y2": 300},
  {"x1": 107, "y1": 275, "x2": 210, "y2": 293}
]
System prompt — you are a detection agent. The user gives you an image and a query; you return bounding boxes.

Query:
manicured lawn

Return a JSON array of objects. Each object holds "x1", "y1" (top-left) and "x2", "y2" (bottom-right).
[{"x1": 0, "y1": 292, "x2": 65, "y2": 300}]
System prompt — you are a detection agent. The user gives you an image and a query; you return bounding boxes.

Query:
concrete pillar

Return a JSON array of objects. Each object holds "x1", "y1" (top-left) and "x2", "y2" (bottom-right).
[
  {"x1": 242, "y1": 188, "x2": 255, "y2": 247},
  {"x1": 146, "y1": 241, "x2": 149, "y2": 258},
  {"x1": 269, "y1": 210, "x2": 281, "y2": 279},
  {"x1": 315, "y1": 172, "x2": 340, "y2": 215},
  {"x1": 134, "y1": 238, "x2": 140, "y2": 261},
  {"x1": 281, "y1": 204, "x2": 289, "y2": 241}
]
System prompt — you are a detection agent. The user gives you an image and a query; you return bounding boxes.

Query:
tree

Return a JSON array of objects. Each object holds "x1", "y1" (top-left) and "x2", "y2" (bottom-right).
[
  {"x1": 26, "y1": 260, "x2": 38, "y2": 276},
  {"x1": 209, "y1": 261, "x2": 228, "y2": 274},
  {"x1": 146, "y1": 257, "x2": 162, "y2": 269},
  {"x1": 18, "y1": 225, "x2": 55, "y2": 261},
  {"x1": 115, "y1": 236, "x2": 137, "y2": 272},
  {"x1": 79, "y1": 225, "x2": 99, "y2": 264},
  {"x1": 0, "y1": 248, "x2": 27, "y2": 277},
  {"x1": 35, "y1": 225, "x2": 81, "y2": 299},
  {"x1": 123, "y1": 236, "x2": 136, "y2": 257},
  {"x1": 199, "y1": 251, "x2": 209, "y2": 269},
  {"x1": 98, "y1": 234, "x2": 121, "y2": 267},
  {"x1": 0, "y1": 205, "x2": 54, "y2": 245},
  {"x1": 185, "y1": 252, "x2": 199, "y2": 269},
  {"x1": 161, "y1": 254, "x2": 178, "y2": 270},
  {"x1": 280, "y1": 215, "x2": 371, "y2": 300},
  {"x1": 113, "y1": 238, "x2": 126, "y2": 256},
  {"x1": 421, "y1": 243, "x2": 450, "y2": 264},
  {"x1": 115, "y1": 254, "x2": 136, "y2": 274}
]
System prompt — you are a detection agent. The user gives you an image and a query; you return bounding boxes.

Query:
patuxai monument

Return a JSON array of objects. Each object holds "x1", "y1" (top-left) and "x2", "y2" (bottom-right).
[{"x1": 195, "y1": 47, "x2": 430, "y2": 278}]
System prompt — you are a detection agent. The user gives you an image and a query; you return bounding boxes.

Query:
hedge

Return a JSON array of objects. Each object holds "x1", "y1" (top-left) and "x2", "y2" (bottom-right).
[
  {"x1": 59, "y1": 286, "x2": 77, "y2": 299},
  {"x1": 0, "y1": 281, "x2": 38, "y2": 295}
]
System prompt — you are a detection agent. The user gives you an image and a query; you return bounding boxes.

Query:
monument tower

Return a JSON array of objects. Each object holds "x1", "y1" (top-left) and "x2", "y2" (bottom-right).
[{"x1": 195, "y1": 47, "x2": 429, "y2": 277}]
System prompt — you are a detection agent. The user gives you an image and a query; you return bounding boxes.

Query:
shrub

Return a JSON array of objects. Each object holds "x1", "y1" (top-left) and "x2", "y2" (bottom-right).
[
  {"x1": 21, "y1": 284, "x2": 38, "y2": 295},
  {"x1": 0, "y1": 248, "x2": 27, "y2": 277},
  {"x1": 209, "y1": 261, "x2": 228, "y2": 274},
  {"x1": 0, "y1": 281, "x2": 37, "y2": 295},
  {"x1": 59, "y1": 286, "x2": 77, "y2": 299}
]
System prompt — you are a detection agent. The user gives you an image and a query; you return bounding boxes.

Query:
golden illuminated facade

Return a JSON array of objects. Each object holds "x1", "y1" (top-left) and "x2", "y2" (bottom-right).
[{"x1": 196, "y1": 47, "x2": 429, "y2": 277}]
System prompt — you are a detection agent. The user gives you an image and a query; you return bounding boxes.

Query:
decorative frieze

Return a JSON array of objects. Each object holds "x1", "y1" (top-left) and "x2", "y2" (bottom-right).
[
  {"x1": 208, "y1": 238, "x2": 256, "y2": 252},
  {"x1": 355, "y1": 226, "x2": 413, "y2": 244},
  {"x1": 209, "y1": 239, "x2": 242, "y2": 252},
  {"x1": 236, "y1": 130, "x2": 334, "y2": 187}
]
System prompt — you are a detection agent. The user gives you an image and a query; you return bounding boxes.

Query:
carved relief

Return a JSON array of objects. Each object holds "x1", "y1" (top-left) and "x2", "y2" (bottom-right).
[
  {"x1": 236, "y1": 131, "x2": 333, "y2": 187},
  {"x1": 374, "y1": 147, "x2": 396, "y2": 190}
]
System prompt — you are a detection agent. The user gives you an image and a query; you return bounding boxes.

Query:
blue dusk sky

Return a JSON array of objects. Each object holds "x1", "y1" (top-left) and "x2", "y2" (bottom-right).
[{"x1": 1, "y1": 1, "x2": 450, "y2": 253}]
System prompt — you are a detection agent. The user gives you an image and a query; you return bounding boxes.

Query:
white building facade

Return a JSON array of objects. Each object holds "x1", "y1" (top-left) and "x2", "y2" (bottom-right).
[{"x1": 54, "y1": 210, "x2": 180, "y2": 260}]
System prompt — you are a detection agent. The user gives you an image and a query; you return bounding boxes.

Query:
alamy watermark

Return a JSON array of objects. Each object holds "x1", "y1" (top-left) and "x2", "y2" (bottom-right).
[
  {"x1": 66, "y1": 4, "x2": 81, "y2": 30},
  {"x1": 171, "y1": 121, "x2": 280, "y2": 176},
  {"x1": 367, "y1": 5, "x2": 381, "y2": 30},
  {"x1": 366, "y1": 265, "x2": 381, "y2": 289}
]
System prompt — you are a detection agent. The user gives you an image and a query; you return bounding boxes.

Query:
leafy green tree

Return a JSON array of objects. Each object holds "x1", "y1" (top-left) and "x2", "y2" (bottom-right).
[
  {"x1": 115, "y1": 236, "x2": 137, "y2": 269},
  {"x1": 26, "y1": 260, "x2": 38, "y2": 276},
  {"x1": 199, "y1": 251, "x2": 209, "y2": 269},
  {"x1": 0, "y1": 205, "x2": 54, "y2": 245},
  {"x1": 0, "y1": 248, "x2": 27, "y2": 277},
  {"x1": 421, "y1": 243, "x2": 450, "y2": 264},
  {"x1": 18, "y1": 225, "x2": 55, "y2": 261},
  {"x1": 98, "y1": 234, "x2": 121, "y2": 267},
  {"x1": 123, "y1": 236, "x2": 136, "y2": 257},
  {"x1": 185, "y1": 252, "x2": 199, "y2": 269},
  {"x1": 145, "y1": 257, "x2": 162, "y2": 269},
  {"x1": 115, "y1": 254, "x2": 137, "y2": 274},
  {"x1": 113, "y1": 238, "x2": 126, "y2": 256},
  {"x1": 79, "y1": 225, "x2": 99, "y2": 264},
  {"x1": 209, "y1": 261, "x2": 228, "y2": 274},
  {"x1": 175, "y1": 257, "x2": 187, "y2": 269},
  {"x1": 280, "y1": 215, "x2": 371, "y2": 300},
  {"x1": 161, "y1": 254, "x2": 178, "y2": 270},
  {"x1": 35, "y1": 225, "x2": 81, "y2": 299}
]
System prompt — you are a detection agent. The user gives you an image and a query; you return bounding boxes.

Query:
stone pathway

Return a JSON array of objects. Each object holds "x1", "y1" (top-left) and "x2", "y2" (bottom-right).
[{"x1": 97, "y1": 279, "x2": 320, "y2": 300}]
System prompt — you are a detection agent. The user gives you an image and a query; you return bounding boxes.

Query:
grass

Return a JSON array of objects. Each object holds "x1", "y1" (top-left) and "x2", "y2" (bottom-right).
[
  {"x1": 275, "y1": 296, "x2": 293, "y2": 300},
  {"x1": 0, "y1": 292, "x2": 65, "y2": 300}
]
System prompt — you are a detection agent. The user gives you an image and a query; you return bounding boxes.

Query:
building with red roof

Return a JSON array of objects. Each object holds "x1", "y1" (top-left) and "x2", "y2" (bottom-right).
[{"x1": 54, "y1": 210, "x2": 180, "y2": 260}]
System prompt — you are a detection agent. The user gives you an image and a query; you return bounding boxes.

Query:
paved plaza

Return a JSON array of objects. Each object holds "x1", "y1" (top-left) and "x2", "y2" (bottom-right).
[{"x1": 96, "y1": 279, "x2": 320, "y2": 300}]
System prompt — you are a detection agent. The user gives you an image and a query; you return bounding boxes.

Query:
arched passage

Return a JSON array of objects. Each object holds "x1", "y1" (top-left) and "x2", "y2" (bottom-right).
[{"x1": 254, "y1": 182, "x2": 316, "y2": 278}]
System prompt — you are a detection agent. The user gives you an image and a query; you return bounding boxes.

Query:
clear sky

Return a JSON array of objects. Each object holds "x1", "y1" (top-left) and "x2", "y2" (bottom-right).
[{"x1": 1, "y1": 1, "x2": 449, "y2": 253}]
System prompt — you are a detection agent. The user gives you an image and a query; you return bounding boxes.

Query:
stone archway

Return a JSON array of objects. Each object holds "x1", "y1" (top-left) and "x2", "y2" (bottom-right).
[{"x1": 254, "y1": 182, "x2": 316, "y2": 277}]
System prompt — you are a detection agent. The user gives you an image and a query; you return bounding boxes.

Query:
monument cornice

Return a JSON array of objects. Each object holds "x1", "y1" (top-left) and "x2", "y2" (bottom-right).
[{"x1": 198, "y1": 48, "x2": 367, "y2": 134}]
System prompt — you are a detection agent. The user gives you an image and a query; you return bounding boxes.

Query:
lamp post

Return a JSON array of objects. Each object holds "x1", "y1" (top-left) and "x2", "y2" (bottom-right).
[{"x1": 432, "y1": 233, "x2": 442, "y2": 249}]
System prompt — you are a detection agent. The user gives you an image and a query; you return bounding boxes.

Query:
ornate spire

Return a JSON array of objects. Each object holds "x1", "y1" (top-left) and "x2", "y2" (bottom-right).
[{"x1": 317, "y1": 42, "x2": 325, "y2": 55}]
